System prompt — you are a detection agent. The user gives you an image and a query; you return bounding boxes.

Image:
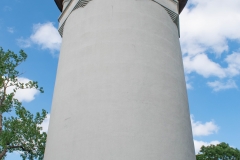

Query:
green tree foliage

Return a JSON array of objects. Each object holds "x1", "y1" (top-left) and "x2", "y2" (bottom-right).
[
  {"x1": 196, "y1": 142, "x2": 240, "y2": 160},
  {"x1": 0, "y1": 47, "x2": 47, "y2": 160}
]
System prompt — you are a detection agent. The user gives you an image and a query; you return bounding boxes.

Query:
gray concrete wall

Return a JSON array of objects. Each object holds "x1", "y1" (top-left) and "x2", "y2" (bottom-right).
[{"x1": 44, "y1": 0, "x2": 195, "y2": 159}]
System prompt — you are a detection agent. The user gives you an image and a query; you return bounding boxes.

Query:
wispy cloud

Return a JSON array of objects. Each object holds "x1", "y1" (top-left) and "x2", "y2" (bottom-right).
[
  {"x1": 183, "y1": 52, "x2": 240, "y2": 91},
  {"x1": 17, "y1": 22, "x2": 62, "y2": 55},
  {"x1": 3, "y1": 6, "x2": 12, "y2": 11},
  {"x1": 7, "y1": 27, "x2": 14, "y2": 33},
  {"x1": 184, "y1": 52, "x2": 240, "y2": 79},
  {"x1": 191, "y1": 115, "x2": 219, "y2": 136},
  {"x1": 185, "y1": 76, "x2": 193, "y2": 89},
  {"x1": 183, "y1": 53, "x2": 226, "y2": 78},
  {"x1": 17, "y1": 37, "x2": 31, "y2": 48},
  {"x1": 225, "y1": 52, "x2": 240, "y2": 77},
  {"x1": 207, "y1": 79, "x2": 238, "y2": 91}
]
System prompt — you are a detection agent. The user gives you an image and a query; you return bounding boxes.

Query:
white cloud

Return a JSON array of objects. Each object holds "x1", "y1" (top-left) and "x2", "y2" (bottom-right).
[
  {"x1": 183, "y1": 54, "x2": 226, "y2": 78},
  {"x1": 17, "y1": 22, "x2": 62, "y2": 54},
  {"x1": 194, "y1": 140, "x2": 220, "y2": 154},
  {"x1": 17, "y1": 37, "x2": 31, "y2": 48},
  {"x1": 6, "y1": 77, "x2": 39, "y2": 103},
  {"x1": 191, "y1": 115, "x2": 220, "y2": 153},
  {"x1": 180, "y1": 0, "x2": 240, "y2": 56},
  {"x1": 186, "y1": 83, "x2": 192, "y2": 89},
  {"x1": 207, "y1": 79, "x2": 238, "y2": 91},
  {"x1": 191, "y1": 115, "x2": 219, "y2": 136},
  {"x1": 183, "y1": 52, "x2": 240, "y2": 90},
  {"x1": 185, "y1": 76, "x2": 193, "y2": 89},
  {"x1": 180, "y1": 0, "x2": 240, "y2": 90},
  {"x1": 7, "y1": 27, "x2": 14, "y2": 33},
  {"x1": 40, "y1": 114, "x2": 50, "y2": 133},
  {"x1": 30, "y1": 22, "x2": 62, "y2": 53},
  {"x1": 225, "y1": 52, "x2": 240, "y2": 77}
]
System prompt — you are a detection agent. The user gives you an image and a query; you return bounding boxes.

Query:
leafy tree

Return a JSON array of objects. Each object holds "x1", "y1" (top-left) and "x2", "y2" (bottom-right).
[
  {"x1": 0, "y1": 47, "x2": 47, "y2": 160},
  {"x1": 196, "y1": 142, "x2": 240, "y2": 160}
]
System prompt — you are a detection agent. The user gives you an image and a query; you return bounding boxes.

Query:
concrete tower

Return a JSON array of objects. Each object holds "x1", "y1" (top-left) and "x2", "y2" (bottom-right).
[{"x1": 44, "y1": 0, "x2": 195, "y2": 159}]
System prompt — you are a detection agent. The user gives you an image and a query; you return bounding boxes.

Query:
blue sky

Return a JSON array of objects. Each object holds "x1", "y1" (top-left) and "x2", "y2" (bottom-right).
[{"x1": 0, "y1": 0, "x2": 239, "y2": 159}]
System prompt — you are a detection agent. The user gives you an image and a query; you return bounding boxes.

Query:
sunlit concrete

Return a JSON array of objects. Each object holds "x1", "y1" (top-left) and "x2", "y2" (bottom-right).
[{"x1": 45, "y1": 0, "x2": 195, "y2": 159}]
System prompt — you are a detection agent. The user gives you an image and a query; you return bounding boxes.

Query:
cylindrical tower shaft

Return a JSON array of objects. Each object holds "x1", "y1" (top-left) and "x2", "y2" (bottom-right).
[{"x1": 45, "y1": 0, "x2": 195, "y2": 159}]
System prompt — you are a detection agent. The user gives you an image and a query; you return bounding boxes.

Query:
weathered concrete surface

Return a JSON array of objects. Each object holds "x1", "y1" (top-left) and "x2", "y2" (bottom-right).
[{"x1": 44, "y1": 0, "x2": 195, "y2": 159}]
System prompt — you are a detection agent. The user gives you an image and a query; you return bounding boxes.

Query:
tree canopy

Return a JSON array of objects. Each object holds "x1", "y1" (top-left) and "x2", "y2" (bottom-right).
[
  {"x1": 0, "y1": 47, "x2": 47, "y2": 160},
  {"x1": 196, "y1": 142, "x2": 240, "y2": 160}
]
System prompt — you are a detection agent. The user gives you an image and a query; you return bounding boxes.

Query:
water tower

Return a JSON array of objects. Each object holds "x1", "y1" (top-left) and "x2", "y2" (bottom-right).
[{"x1": 44, "y1": 0, "x2": 195, "y2": 159}]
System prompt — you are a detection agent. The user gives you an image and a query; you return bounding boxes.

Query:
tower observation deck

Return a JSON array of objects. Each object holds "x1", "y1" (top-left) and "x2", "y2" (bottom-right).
[
  {"x1": 55, "y1": 0, "x2": 188, "y2": 13},
  {"x1": 44, "y1": 0, "x2": 195, "y2": 159}
]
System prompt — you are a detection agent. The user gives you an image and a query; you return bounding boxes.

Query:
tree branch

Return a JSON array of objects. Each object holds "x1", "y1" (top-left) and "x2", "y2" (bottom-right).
[
  {"x1": 0, "y1": 78, "x2": 9, "y2": 107},
  {"x1": 8, "y1": 145, "x2": 31, "y2": 152},
  {"x1": 0, "y1": 145, "x2": 32, "y2": 159},
  {"x1": 0, "y1": 113, "x2": 2, "y2": 133},
  {"x1": 0, "y1": 148, "x2": 7, "y2": 159}
]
